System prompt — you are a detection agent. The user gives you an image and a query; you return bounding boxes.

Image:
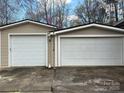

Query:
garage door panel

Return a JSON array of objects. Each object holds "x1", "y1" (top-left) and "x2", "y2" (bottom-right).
[
  {"x1": 63, "y1": 59, "x2": 121, "y2": 66},
  {"x1": 10, "y1": 35, "x2": 47, "y2": 66},
  {"x1": 60, "y1": 37, "x2": 122, "y2": 66}
]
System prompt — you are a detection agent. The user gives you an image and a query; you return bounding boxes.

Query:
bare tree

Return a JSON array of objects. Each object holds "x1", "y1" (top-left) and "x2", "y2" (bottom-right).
[
  {"x1": 122, "y1": 0, "x2": 124, "y2": 19},
  {"x1": 74, "y1": 0, "x2": 107, "y2": 25},
  {"x1": 0, "y1": 0, "x2": 19, "y2": 25},
  {"x1": 104, "y1": 0, "x2": 118, "y2": 24},
  {"x1": 119, "y1": 0, "x2": 124, "y2": 19},
  {"x1": 23, "y1": 0, "x2": 69, "y2": 28}
]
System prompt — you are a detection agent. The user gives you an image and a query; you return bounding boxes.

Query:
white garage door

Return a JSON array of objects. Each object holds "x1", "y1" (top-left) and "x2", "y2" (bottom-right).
[
  {"x1": 60, "y1": 37, "x2": 122, "y2": 66},
  {"x1": 10, "y1": 35, "x2": 47, "y2": 66}
]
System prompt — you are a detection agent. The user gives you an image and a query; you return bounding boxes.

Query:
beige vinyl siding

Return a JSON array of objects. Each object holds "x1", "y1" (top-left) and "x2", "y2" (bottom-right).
[{"x1": 1, "y1": 23, "x2": 54, "y2": 67}]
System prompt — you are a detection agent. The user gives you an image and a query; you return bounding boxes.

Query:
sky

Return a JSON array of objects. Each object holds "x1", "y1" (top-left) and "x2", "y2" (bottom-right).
[
  {"x1": 68, "y1": 0, "x2": 83, "y2": 11},
  {"x1": 67, "y1": 0, "x2": 83, "y2": 20},
  {"x1": 18, "y1": 0, "x2": 83, "y2": 20}
]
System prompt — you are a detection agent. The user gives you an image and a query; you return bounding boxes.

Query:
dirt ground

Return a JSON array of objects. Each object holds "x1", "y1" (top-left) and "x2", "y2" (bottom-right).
[
  {"x1": 0, "y1": 66, "x2": 124, "y2": 93},
  {"x1": 0, "y1": 67, "x2": 54, "y2": 92},
  {"x1": 54, "y1": 67, "x2": 124, "y2": 93}
]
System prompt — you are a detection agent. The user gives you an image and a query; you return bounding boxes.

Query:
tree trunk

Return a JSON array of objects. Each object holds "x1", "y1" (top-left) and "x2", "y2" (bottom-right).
[
  {"x1": 122, "y1": 0, "x2": 124, "y2": 19},
  {"x1": 114, "y1": 1, "x2": 118, "y2": 21},
  {"x1": 5, "y1": 0, "x2": 8, "y2": 24}
]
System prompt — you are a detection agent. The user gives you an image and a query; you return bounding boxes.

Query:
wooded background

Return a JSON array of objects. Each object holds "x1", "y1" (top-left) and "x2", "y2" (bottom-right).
[{"x1": 0, "y1": 0, "x2": 124, "y2": 28}]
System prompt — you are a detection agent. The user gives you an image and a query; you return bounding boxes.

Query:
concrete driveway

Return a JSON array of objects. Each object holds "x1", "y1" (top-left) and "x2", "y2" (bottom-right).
[{"x1": 0, "y1": 67, "x2": 124, "y2": 93}]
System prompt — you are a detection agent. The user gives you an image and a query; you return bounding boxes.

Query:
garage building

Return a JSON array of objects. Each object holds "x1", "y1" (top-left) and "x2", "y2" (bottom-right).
[
  {"x1": 54, "y1": 24, "x2": 124, "y2": 66},
  {"x1": 0, "y1": 20, "x2": 56, "y2": 67},
  {"x1": 0, "y1": 20, "x2": 124, "y2": 68}
]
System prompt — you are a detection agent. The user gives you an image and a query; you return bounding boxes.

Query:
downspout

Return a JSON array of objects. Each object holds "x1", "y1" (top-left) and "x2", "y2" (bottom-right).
[
  {"x1": 52, "y1": 32, "x2": 56, "y2": 69},
  {"x1": 0, "y1": 30, "x2": 1, "y2": 68},
  {"x1": 48, "y1": 32, "x2": 52, "y2": 68},
  {"x1": 48, "y1": 31, "x2": 56, "y2": 69}
]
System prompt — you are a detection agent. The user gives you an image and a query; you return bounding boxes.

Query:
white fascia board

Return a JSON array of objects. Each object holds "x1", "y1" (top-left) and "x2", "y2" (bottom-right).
[
  {"x1": 94, "y1": 24, "x2": 124, "y2": 32},
  {"x1": 54, "y1": 24, "x2": 124, "y2": 34},
  {"x1": 0, "y1": 20, "x2": 56, "y2": 30}
]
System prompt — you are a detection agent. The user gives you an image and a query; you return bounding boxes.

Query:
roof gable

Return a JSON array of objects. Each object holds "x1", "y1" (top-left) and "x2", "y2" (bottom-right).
[
  {"x1": 54, "y1": 23, "x2": 124, "y2": 34},
  {"x1": 0, "y1": 19, "x2": 57, "y2": 30}
]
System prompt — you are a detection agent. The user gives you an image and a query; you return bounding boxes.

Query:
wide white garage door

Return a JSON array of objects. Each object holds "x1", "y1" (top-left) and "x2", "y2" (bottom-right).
[
  {"x1": 10, "y1": 35, "x2": 47, "y2": 66},
  {"x1": 60, "y1": 37, "x2": 122, "y2": 66}
]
